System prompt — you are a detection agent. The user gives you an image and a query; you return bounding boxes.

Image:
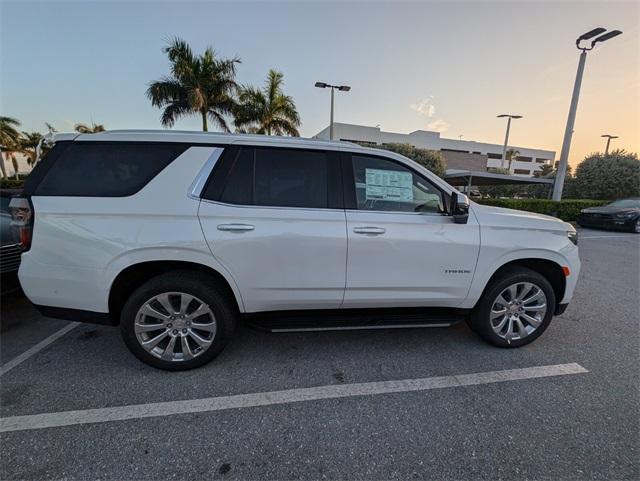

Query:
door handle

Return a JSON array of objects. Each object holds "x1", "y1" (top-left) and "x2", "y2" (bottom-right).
[
  {"x1": 353, "y1": 226, "x2": 386, "y2": 235},
  {"x1": 217, "y1": 224, "x2": 255, "y2": 232}
]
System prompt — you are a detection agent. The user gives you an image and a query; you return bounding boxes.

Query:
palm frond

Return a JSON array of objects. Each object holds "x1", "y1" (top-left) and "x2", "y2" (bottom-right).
[
  {"x1": 0, "y1": 116, "x2": 22, "y2": 147},
  {"x1": 207, "y1": 110, "x2": 230, "y2": 132}
]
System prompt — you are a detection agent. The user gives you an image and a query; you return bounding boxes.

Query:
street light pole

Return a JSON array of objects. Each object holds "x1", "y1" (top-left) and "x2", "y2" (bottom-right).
[
  {"x1": 497, "y1": 114, "x2": 523, "y2": 170},
  {"x1": 315, "y1": 82, "x2": 351, "y2": 141},
  {"x1": 601, "y1": 134, "x2": 618, "y2": 155},
  {"x1": 330, "y1": 87, "x2": 335, "y2": 141},
  {"x1": 552, "y1": 27, "x2": 622, "y2": 201},
  {"x1": 553, "y1": 50, "x2": 587, "y2": 201}
]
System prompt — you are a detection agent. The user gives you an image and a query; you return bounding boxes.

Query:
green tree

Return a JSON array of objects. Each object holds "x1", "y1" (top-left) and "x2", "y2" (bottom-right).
[
  {"x1": 0, "y1": 116, "x2": 21, "y2": 178},
  {"x1": 376, "y1": 143, "x2": 446, "y2": 178},
  {"x1": 506, "y1": 149, "x2": 520, "y2": 171},
  {"x1": 74, "y1": 122, "x2": 106, "y2": 134},
  {"x1": 573, "y1": 150, "x2": 639, "y2": 200},
  {"x1": 147, "y1": 37, "x2": 240, "y2": 132},
  {"x1": 20, "y1": 131, "x2": 44, "y2": 166},
  {"x1": 234, "y1": 69, "x2": 300, "y2": 136},
  {"x1": 533, "y1": 163, "x2": 554, "y2": 178}
]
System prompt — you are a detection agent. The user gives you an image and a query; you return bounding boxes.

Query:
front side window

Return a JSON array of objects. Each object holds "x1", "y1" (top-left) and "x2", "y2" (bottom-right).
[{"x1": 351, "y1": 155, "x2": 445, "y2": 214}]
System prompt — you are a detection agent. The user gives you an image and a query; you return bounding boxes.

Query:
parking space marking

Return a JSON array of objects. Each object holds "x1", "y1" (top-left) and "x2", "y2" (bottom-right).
[
  {"x1": 0, "y1": 322, "x2": 79, "y2": 377},
  {"x1": 0, "y1": 363, "x2": 587, "y2": 433}
]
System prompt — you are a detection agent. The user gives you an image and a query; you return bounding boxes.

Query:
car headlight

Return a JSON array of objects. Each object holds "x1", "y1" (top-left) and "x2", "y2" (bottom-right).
[
  {"x1": 615, "y1": 212, "x2": 636, "y2": 219},
  {"x1": 567, "y1": 230, "x2": 578, "y2": 245}
]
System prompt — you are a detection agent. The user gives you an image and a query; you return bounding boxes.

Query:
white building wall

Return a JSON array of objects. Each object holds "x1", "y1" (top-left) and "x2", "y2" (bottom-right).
[{"x1": 314, "y1": 123, "x2": 555, "y2": 176}]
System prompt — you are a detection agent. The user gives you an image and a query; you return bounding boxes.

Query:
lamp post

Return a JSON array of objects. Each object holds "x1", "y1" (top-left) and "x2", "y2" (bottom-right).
[
  {"x1": 497, "y1": 114, "x2": 523, "y2": 170},
  {"x1": 552, "y1": 27, "x2": 623, "y2": 201},
  {"x1": 315, "y1": 82, "x2": 351, "y2": 140},
  {"x1": 601, "y1": 134, "x2": 618, "y2": 155}
]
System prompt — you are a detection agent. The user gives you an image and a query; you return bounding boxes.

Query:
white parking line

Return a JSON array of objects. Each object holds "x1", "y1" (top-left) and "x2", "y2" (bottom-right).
[
  {"x1": 0, "y1": 363, "x2": 587, "y2": 433},
  {"x1": 0, "y1": 322, "x2": 79, "y2": 377}
]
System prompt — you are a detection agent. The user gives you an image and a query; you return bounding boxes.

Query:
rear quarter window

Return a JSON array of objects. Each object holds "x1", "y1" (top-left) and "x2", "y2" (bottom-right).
[{"x1": 34, "y1": 142, "x2": 188, "y2": 197}]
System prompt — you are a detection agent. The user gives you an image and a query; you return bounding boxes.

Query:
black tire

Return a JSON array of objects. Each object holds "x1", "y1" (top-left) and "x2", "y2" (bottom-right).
[
  {"x1": 120, "y1": 271, "x2": 237, "y2": 370},
  {"x1": 632, "y1": 217, "x2": 640, "y2": 234},
  {"x1": 467, "y1": 267, "x2": 556, "y2": 348}
]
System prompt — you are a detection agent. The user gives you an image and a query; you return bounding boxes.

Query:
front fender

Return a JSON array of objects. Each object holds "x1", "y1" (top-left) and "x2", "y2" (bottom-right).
[{"x1": 463, "y1": 227, "x2": 580, "y2": 308}]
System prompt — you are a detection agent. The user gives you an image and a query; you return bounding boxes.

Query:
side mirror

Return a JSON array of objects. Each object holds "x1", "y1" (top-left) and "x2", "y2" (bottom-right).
[{"x1": 449, "y1": 192, "x2": 470, "y2": 224}]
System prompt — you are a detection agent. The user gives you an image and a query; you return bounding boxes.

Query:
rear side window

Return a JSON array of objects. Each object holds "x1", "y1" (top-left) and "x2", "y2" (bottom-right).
[
  {"x1": 34, "y1": 142, "x2": 188, "y2": 197},
  {"x1": 208, "y1": 147, "x2": 330, "y2": 209},
  {"x1": 254, "y1": 148, "x2": 327, "y2": 208},
  {"x1": 219, "y1": 148, "x2": 253, "y2": 205}
]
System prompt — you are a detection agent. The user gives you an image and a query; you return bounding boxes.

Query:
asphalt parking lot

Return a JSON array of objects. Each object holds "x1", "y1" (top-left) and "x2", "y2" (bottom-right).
[{"x1": 1, "y1": 228, "x2": 638, "y2": 480}]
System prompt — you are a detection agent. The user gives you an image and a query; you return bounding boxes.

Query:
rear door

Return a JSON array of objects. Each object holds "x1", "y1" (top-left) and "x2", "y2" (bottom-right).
[
  {"x1": 342, "y1": 153, "x2": 480, "y2": 308},
  {"x1": 198, "y1": 145, "x2": 347, "y2": 312}
]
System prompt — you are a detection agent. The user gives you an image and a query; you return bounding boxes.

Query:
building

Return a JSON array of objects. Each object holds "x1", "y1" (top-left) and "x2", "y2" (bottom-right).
[
  {"x1": 1, "y1": 153, "x2": 32, "y2": 178},
  {"x1": 314, "y1": 123, "x2": 555, "y2": 177}
]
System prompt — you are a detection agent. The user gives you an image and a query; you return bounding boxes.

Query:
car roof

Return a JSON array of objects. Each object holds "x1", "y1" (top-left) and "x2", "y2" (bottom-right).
[{"x1": 66, "y1": 130, "x2": 355, "y2": 149}]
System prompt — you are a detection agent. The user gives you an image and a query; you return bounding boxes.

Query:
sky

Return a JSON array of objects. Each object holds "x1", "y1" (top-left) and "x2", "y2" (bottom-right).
[{"x1": 1, "y1": 0, "x2": 638, "y2": 167}]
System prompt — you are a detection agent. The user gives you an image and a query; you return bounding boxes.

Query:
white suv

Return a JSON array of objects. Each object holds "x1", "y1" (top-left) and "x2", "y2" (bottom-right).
[{"x1": 11, "y1": 131, "x2": 580, "y2": 370}]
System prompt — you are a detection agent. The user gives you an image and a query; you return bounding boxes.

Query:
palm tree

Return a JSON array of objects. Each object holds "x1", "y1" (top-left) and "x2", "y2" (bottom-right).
[
  {"x1": 234, "y1": 69, "x2": 300, "y2": 136},
  {"x1": 147, "y1": 37, "x2": 240, "y2": 132},
  {"x1": 20, "y1": 132, "x2": 44, "y2": 166},
  {"x1": 506, "y1": 149, "x2": 520, "y2": 171},
  {"x1": 74, "y1": 122, "x2": 106, "y2": 134},
  {"x1": 0, "y1": 116, "x2": 21, "y2": 179}
]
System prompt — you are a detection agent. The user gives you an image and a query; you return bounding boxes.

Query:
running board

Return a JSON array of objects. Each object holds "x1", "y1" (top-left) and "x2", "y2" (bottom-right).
[
  {"x1": 269, "y1": 322, "x2": 455, "y2": 333},
  {"x1": 243, "y1": 308, "x2": 469, "y2": 333}
]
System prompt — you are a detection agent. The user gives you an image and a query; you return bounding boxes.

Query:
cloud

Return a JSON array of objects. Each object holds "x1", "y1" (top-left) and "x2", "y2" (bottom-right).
[
  {"x1": 409, "y1": 97, "x2": 436, "y2": 118},
  {"x1": 427, "y1": 119, "x2": 450, "y2": 133},
  {"x1": 410, "y1": 96, "x2": 450, "y2": 133}
]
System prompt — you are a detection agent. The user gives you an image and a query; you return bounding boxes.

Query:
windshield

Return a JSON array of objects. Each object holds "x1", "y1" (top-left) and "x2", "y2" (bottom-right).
[{"x1": 608, "y1": 199, "x2": 640, "y2": 208}]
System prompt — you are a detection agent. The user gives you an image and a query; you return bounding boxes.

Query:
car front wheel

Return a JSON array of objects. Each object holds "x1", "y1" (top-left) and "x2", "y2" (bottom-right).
[
  {"x1": 120, "y1": 271, "x2": 236, "y2": 370},
  {"x1": 468, "y1": 267, "x2": 556, "y2": 348}
]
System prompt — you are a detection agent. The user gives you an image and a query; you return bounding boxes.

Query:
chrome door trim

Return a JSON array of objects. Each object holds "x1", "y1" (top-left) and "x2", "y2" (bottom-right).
[
  {"x1": 353, "y1": 226, "x2": 386, "y2": 235},
  {"x1": 217, "y1": 224, "x2": 255, "y2": 232}
]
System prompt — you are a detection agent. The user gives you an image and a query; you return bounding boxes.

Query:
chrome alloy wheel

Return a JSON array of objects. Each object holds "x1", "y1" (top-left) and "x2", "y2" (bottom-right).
[
  {"x1": 490, "y1": 282, "x2": 548, "y2": 342},
  {"x1": 134, "y1": 292, "x2": 217, "y2": 362}
]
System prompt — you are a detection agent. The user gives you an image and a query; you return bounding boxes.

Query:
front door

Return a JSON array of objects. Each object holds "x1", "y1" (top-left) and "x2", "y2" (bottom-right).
[
  {"x1": 198, "y1": 146, "x2": 347, "y2": 312},
  {"x1": 342, "y1": 153, "x2": 480, "y2": 308}
]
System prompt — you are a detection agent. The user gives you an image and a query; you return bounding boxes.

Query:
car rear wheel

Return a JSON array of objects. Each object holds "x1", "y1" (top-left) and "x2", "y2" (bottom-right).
[
  {"x1": 468, "y1": 267, "x2": 556, "y2": 348},
  {"x1": 120, "y1": 271, "x2": 236, "y2": 370}
]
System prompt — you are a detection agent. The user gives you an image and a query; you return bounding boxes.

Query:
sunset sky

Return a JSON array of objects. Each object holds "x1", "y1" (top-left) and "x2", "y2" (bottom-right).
[{"x1": 1, "y1": 0, "x2": 638, "y2": 167}]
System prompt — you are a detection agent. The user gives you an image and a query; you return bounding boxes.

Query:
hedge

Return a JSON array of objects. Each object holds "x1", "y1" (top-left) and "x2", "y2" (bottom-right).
[
  {"x1": 0, "y1": 178, "x2": 25, "y2": 189},
  {"x1": 477, "y1": 198, "x2": 608, "y2": 222}
]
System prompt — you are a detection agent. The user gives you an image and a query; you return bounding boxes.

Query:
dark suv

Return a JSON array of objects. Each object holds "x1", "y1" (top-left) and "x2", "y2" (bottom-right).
[{"x1": 1, "y1": 188, "x2": 23, "y2": 294}]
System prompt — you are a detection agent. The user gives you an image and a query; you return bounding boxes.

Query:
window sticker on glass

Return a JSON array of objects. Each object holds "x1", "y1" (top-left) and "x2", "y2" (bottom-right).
[{"x1": 365, "y1": 168, "x2": 414, "y2": 202}]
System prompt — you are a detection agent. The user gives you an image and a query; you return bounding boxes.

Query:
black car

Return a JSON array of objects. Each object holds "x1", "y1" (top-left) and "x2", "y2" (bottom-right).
[
  {"x1": 1, "y1": 189, "x2": 23, "y2": 294},
  {"x1": 577, "y1": 198, "x2": 640, "y2": 233}
]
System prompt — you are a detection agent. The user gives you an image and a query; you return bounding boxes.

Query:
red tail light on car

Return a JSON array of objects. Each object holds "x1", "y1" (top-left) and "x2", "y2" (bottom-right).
[{"x1": 9, "y1": 197, "x2": 33, "y2": 251}]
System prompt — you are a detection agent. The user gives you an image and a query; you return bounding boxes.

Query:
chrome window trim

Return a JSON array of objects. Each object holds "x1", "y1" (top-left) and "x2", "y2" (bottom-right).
[
  {"x1": 345, "y1": 209, "x2": 447, "y2": 217},
  {"x1": 199, "y1": 197, "x2": 345, "y2": 214},
  {"x1": 188, "y1": 147, "x2": 225, "y2": 200}
]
